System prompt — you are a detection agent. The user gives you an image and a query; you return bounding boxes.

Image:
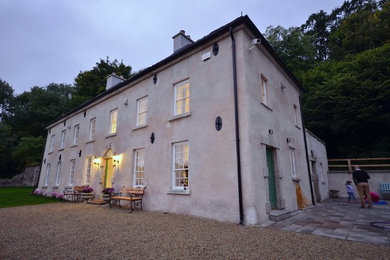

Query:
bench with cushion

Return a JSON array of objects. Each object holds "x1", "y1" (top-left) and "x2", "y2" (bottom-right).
[
  {"x1": 379, "y1": 183, "x2": 390, "y2": 200},
  {"x1": 63, "y1": 185, "x2": 88, "y2": 202},
  {"x1": 109, "y1": 186, "x2": 146, "y2": 212}
]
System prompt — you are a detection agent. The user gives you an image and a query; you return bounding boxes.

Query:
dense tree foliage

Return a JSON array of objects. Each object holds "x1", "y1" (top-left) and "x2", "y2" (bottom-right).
[
  {"x1": 0, "y1": 58, "x2": 133, "y2": 178},
  {"x1": 266, "y1": 0, "x2": 390, "y2": 158},
  {"x1": 73, "y1": 57, "x2": 133, "y2": 104}
]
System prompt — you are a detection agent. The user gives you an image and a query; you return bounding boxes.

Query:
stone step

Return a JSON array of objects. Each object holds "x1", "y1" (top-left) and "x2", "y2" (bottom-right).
[
  {"x1": 268, "y1": 209, "x2": 292, "y2": 222},
  {"x1": 86, "y1": 199, "x2": 106, "y2": 205}
]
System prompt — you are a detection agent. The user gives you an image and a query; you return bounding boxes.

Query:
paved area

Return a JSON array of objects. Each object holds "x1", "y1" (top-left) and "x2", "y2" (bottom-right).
[{"x1": 268, "y1": 198, "x2": 390, "y2": 247}]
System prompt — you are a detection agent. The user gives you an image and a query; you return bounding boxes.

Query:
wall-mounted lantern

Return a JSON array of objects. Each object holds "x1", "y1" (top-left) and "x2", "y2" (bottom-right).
[
  {"x1": 113, "y1": 154, "x2": 121, "y2": 167},
  {"x1": 93, "y1": 157, "x2": 101, "y2": 167}
]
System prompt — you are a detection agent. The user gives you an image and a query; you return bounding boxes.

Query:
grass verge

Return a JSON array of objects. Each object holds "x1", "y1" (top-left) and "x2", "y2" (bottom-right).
[{"x1": 0, "y1": 187, "x2": 59, "y2": 208}]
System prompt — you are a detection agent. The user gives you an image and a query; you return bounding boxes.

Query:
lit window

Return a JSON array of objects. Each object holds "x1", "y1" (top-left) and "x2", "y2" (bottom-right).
[
  {"x1": 136, "y1": 97, "x2": 148, "y2": 126},
  {"x1": 89, "y1": 118, "x2": 96, "y2": 141},
  {"x1": 174, "y1": 80, "x2": 190, "y2": 116},
  {"x1": 109, "y1": 109, "x2": 118, "y2": 134},
  {"x1": 55, "y1": 161, "x2": 61, "y2": 186},
  {"x1": 134, "y1": 149, "x2": 145, "y2": 186},
  {"x1": 49, "y1": 134, "x2": 55, "y2": 153},
  {"x1": 60, "y1": 130, "x2": 66, "y2": 149},
  {"x1": 44, "y1": 164, "x2": 51, "y2": 186},
  {"x1": 260, "y1": 75, "x2": 268, "y2": 105},
  {"x1": 85, "y1": 156, "x2": 92, "y2": 184},
  {"x1": 69, "y1": 159, "x2": 76, "y2": 186},
  {"x1": 289, "y1": 148, "x2": 297, "y2": 178},
  {"x1": 73, "y1": 125, "x2": 80, "y2": 145},
  {"x1": 172, "y1": 142, "x2": 189, "y2": 190}
]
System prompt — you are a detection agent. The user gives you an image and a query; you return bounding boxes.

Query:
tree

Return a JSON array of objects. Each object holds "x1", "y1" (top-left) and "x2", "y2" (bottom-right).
[
  {"x1": 302, "y1": 43, "x2": 390, "y2": 157},
  {"x1": 264, "y1": 26, "x2": 317, "y2": 81},
  {"x1": 9, "y1": 83, "x2": 75, "y2": 138},
  {"x1": 73, "y1": 57, "x2": 133, "y2": 104},
  {"x1": 0, "y1": 123, "x2": 17, "y2": 178},
  {"x1": 0, "y1": 79, "x2": 14, "y2": 121},
  {"x1": 12, "y1": 136, "x2": 45, "y2": 169},
  {"x1": 329, "y1": 1, "x2": 390, "y2": 59}
]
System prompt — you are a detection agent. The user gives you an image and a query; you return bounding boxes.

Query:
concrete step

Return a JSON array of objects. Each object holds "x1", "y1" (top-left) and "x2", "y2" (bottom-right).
[{"x1": 269, "y1": 209, "x2": 292, "y2": 222}]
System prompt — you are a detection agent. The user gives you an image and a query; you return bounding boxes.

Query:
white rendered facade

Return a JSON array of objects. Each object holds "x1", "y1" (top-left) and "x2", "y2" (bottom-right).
[{"x1": 38, "y1": 16, "x2": 328, "y2": 225}]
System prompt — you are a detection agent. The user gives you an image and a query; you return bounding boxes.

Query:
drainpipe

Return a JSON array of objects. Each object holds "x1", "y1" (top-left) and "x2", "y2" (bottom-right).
[
  {"x1": 299, "y1": 94, "x2": 315, "y2": 205},
  {"x1": 230, "y1": 27, "x2": 244, "y2": 225}
]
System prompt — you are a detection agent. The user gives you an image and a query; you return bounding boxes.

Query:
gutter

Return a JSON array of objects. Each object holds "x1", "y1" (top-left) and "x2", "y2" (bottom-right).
[
  {"x1": 299, "y1": 94, "x2": 315, "y2": 205},
  {"x1": 230, "y1": 27, "x2": 244, "y2": 225}
]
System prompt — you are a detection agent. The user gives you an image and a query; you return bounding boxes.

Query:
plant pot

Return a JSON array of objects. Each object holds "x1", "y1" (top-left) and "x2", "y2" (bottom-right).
[
  {"x1": 81, "y1": 193, "x2": 94, "y2": 201},
  {"x1": 102, "y1": 194, "x2": 111, "y2": 201}
]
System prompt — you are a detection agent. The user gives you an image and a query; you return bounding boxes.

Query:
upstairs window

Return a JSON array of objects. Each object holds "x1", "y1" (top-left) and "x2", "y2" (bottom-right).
[
  {"x1": 172, "y1": 141, "x2": 189, "y2": 190},
  {"x1": 293, "y1": 104, "x2": 300, "y2": 126},
  {"x1": 49, "y1": 134, "x2": 55, "y2": 153},
  {"x1": 174, "y1": 80, "x2": 190, "y2": 116},
  {"x1": 260, "y1": 75, "x2": 268, "y2": 106},
  {"x1": 109, "y1": 109, "x2": 118, "y2": 134},
  {"x1": 89, "y1": 118, "x2": 96, "y2": 141},
  {"x1": 73, "y1": 125, "x2": 80, "y2": 145},
  {"x1": 136, "y1": 97, "x2": 148, "y2": 126},
  {"x1": 133, "y1": 149, "x2": 145, "y2": 187},
  {"x1": 60, "y1": 130, "x2": 66, "y2": 149}
]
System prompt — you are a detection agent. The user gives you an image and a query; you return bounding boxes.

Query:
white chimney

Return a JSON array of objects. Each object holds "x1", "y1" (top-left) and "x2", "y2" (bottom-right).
[
  {"x1": 106, "y1": 73, "x2": 125, "y2": 90},
  {"x1": 172, "y1": 30, "x2": 193, "y2": 52}
]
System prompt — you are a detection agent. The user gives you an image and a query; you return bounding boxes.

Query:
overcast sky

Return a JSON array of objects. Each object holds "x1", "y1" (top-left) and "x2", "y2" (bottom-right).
[{"x1": 0, "y1": 0, "x2": 345, "y2": 94}]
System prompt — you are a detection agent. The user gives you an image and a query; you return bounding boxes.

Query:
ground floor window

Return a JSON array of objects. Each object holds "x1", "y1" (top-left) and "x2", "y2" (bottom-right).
[
  {"x1": 289, "y1": 148, "x2": 297, "y2": 178},
  {"x1": 133, "y1": 149, "x2": 145, "y2": 186},
  {"x1": 69, "y1": 159, "x2": 76, "y2": 186},
  {"x1": 172, "y1": 141, "x2": 189, "y2": 190},
  {"x1": 85, "y1": 156, "x2": 92, "y2": 185},
  {"x1": 44, "y1": 164, "x2": 51, "y2": 186},
  {"x1": 55, "y1": 161, "x2": 61, "y2": 186}
]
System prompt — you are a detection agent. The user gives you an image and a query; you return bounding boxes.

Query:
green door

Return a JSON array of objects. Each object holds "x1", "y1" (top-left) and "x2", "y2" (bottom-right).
[{"x1": 266, "y1": 148, "x2": 277, "y2": 209}]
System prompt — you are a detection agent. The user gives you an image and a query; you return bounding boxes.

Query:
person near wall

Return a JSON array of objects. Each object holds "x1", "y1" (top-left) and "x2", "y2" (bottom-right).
[
  {"x1": 352, "y1": 165, "x2": 373, "y2": 209},
  {"x1": 345, "y1": 180, "x2": 356, "y2": 202}
]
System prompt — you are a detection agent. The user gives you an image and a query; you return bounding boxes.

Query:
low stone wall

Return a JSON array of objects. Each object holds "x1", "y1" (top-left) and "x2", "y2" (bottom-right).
[
  {"x1": 328, "y1": 170, "x2": 390, "y2": 199},
  {"x1": 0, "y1": 165, "x2": 40, "y2": 187}
]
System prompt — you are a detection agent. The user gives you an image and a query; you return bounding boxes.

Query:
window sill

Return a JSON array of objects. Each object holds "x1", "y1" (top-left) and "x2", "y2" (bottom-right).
[
  {"x1": 86, "y1": 139, "x2": 95, "y2": 144},
  {"x1": 106, "y1": 133, "x2": 117, "y2": 139},
  {"x1": 58, "y1": 148, "x2": 64, "y2": 151},
  {"x1": 292, "y1": 177, "x2": 301, "y2": 183},
  {"x1": 132, "y1": 124, "x2": 148, "y2": 131},
  {"x1": 167, "y1": 189, "x2": 191, "y2": 195},
  {"x1": 48, "y1": 151, "x2": 53, "y2": 155},
  {"x1": 52, "y1": 186, "x2": 59, "y2": 189},
  {"x1": 42, "y1": 186, "x2": 48, "y2": 189},
  {"x1": 295, "y1": 125, "x2": 301, "y2": 130},
  {"x1": 261, "y1": 102, "x2": 273, "y2": 112},
  {"x1": 70, "y1": 144, "x2": 78, "y2": 148},
  {"x1": 169, "y1": 112, "x2": 192, "y2": 122}
]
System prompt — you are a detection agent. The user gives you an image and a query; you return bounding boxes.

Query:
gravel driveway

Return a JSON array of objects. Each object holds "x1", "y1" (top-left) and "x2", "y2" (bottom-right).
[{"x1": 1, "y1": 203, "x2": 389, "y2": 259}]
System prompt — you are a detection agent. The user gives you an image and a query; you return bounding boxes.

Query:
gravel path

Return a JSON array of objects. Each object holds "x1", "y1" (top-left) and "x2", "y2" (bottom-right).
[{"x1": 1, "y1": 203, "x2": 389, "y2": 259}]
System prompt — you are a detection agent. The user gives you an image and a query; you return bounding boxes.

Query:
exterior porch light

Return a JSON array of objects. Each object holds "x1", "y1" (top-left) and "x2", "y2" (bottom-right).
[
  {"x1": 113, "y1": 154, "x2": 121, "y2": 167},
  {"x1": 93, "y1": 158, "x2": 101, "y2": 167}
]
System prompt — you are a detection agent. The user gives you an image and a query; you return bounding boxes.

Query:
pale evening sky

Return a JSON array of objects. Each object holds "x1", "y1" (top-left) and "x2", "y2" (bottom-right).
[{"x1": 0, "y1": 0, "x2": 345, "y2": 94}]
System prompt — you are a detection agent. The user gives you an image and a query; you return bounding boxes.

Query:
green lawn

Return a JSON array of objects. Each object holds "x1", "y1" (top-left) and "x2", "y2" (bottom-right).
[{"x1": 0, "y1": 187, "x2": 59, "y2": 208}]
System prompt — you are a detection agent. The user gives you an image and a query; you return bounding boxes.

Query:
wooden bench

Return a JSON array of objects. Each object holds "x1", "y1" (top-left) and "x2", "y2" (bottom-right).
[
  {"x1": 109, "y1": 186, "x2": 146, "y2": 212},
  {"x1": 379, "y1": 183, "x2": 390, "y2": 199},
  {"x1": 63, "y1": 185, "x2": 88, "y2": 202}
]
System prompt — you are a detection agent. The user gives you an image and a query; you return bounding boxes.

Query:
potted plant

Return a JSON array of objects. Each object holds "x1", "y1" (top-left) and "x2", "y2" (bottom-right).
[
  {"x1": 101, "y1": 187, "x2": 115, "y2": 201},
  {"x1": 81, "y1": 187, "x2": 94, "y2": 201}
]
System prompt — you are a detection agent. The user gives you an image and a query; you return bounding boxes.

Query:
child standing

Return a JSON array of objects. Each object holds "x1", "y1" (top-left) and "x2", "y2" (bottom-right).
[{"x1": 345, "y1": 180, "x2": 356, "y2": 202}]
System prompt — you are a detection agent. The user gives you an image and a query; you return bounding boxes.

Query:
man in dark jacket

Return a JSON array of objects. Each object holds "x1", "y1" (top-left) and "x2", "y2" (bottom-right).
[{"x1": 352, "y1": 165, "x2": 373, "y2": 208}]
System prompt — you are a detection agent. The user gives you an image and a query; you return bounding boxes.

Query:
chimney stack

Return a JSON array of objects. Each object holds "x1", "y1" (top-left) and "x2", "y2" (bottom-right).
[
  {"x1": 172, "y1": 30, "x2": 193, "y2": 52},
  {"x1": 106, "y1": 73, "x2": 125, "y2": 90}
]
